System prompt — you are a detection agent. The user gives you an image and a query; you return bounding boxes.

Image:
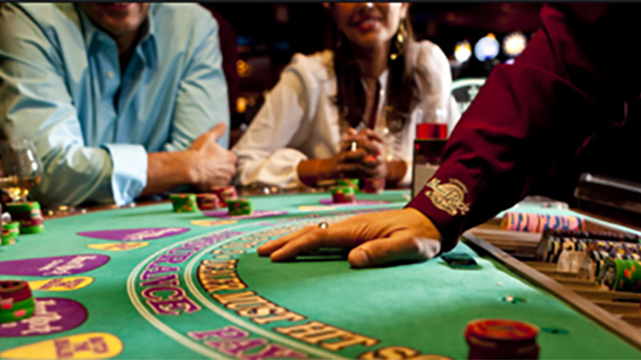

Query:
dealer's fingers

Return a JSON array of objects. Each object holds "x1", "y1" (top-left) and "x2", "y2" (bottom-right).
[
  {"x1": 268, "y1": 223, "x2": 365, "y2": 262},
  {"x1": 348, "y1": 231, "x2": 442, "y2": 268},
  {"x1": 257, "y1": 226, "x2": 310, "y2": 256}
]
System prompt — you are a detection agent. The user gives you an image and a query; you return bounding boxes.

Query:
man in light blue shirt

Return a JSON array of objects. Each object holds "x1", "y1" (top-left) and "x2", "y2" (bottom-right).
[{"x1": 0, "y1": 2, "x2": 237, "y2": 207}]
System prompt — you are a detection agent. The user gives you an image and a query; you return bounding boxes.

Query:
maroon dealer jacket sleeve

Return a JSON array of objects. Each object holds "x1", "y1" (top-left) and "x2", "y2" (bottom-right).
[{"x1": 407, "y1": 4, "x2": 641, "y2": 251}]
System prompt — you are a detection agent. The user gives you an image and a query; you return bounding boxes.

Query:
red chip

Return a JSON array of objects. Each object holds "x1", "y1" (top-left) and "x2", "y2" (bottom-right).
[{"x1": 465, "y1": 319, "x2": 539, "y2": 343}]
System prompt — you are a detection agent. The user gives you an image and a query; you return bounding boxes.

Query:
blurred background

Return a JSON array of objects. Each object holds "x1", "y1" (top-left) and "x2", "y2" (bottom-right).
[{"x1": 201, "y1": 3, "x2": 543, "y2": 142}]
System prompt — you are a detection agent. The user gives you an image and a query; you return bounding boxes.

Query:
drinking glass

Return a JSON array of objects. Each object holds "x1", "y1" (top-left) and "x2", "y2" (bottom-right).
[{"x1": 0, "y1": 139, "x2": 43, "y2": 203}]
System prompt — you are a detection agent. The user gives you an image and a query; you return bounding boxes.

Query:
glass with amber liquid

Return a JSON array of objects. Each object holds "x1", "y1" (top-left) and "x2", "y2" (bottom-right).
[{"x1": 0, "y1": 140, "x2": 43, "y2": 203}]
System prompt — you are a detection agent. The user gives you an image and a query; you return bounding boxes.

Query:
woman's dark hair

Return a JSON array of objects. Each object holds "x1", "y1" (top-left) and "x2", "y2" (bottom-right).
[{"x1": 328, "y1": 11, "x2": 421, "y2": 132}]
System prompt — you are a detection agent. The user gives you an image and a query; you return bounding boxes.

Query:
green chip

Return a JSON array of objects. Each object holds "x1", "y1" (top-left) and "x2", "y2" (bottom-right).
[
  {"x1": 1, "y1": 233, "x2": 15, "y2": 246},
  {"x1": 0, "y1": 296, "x2": 35, "y2": 312},
  {"x1": 338, "y1": 178, "x2": 360, "y2": 192},
  {"x1": 331, "y1": 186, "x2": 355, "y2": 195},
  {"x1": 20, "y1": 224, "x2": 45, "y2": 235},
  {"x1": 170, "y1": 194, "x2": 199, "y2": 213},
  {"x1": 3, "y1": 222, "x2": 20, "y2": 238},
  {"x1": 227, "y1": 199, "x2": 253, "y2": 216},
  {"x1": 6, "y1": 202, "x2": 41, "y2": 212},
  {"x1": 2, "y1": 222, "x2": 19, "y2": 231},
  {"x1": 0, "y1": 303, "x2": 34, "y2": 323}
]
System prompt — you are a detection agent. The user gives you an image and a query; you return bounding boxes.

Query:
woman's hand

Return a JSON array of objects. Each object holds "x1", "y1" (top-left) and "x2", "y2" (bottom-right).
[
  {"x1": 257, "y1": 208, "x2": 442, "y2": 268},
  {"x1": 335, "y1": 128, "x2": 386, "y2": 179}
]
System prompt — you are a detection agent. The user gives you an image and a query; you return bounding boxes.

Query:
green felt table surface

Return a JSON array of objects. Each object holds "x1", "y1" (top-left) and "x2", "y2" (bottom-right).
[{"x1": 0, "y1": 190, "x2": 640, "y2": 359}]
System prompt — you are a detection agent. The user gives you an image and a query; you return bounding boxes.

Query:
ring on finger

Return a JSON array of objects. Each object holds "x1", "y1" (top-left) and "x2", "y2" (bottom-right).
[{"x1": 318, "y1": 221, "x2": 329, "y2": 229}]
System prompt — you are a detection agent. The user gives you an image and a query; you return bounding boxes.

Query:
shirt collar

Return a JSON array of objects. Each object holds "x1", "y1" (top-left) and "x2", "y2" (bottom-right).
[{"x1": 77, "y1": 3, "x2": 158, "y2": 69}]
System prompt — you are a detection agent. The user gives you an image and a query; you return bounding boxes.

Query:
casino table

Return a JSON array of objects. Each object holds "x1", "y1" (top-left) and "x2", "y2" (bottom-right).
[{"x1": 1, "y1": 190, "x2": 641, "y2": 359}]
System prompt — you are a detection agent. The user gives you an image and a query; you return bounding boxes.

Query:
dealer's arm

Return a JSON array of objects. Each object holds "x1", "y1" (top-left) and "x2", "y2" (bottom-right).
[{"x1": 259, "y1": 4, "x2": 638, "y2": 267}]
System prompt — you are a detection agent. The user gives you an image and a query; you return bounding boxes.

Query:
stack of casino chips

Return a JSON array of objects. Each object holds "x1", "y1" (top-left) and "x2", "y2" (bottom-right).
[
  {"x1": 331, "y1": 186, "x2": 356, "y2": 204},
  {"x1": 6, "y1": 202, "x2": 45, "y2": 234},
  {"x1": 536, "y1": 230, "x2": 593, "y2": 264},
  {"x1": 537, "y1": 230, "x2": 641, "y2": 264},
  {"x1": 545, "y1": 229, "x2": 640, "y2": 243},
  {"x1": 534, "y1": 229, "x2": 641, "y2": 281},
  {"x1": 211, "y1": 186, "x2": 238, "y2": 207},
  {"x1": 338, "y1": 178, "x2": 360, "y2": 193},
  {"x1": 227, "y1": 199, "x2": 253, "y2": 216},
  {"x1": 1, "y1": 222, "x2": 20, "y2": 246},
  {"x1": 598, "y1": 258, "x2": 641, "y2": 293},
  {"x1": 169, "y1": 194, "x2": 199, "y2": 213},
  {"x1": 0, "y1": 280, "x2": 35, "y2": 323},
  {"x1": 195, "y1": 193, "x2": 222, "y2": 210},
  {"x1": 464, "y1": 319, "x2": 540, "y2": 359},
  {"x1": 501, "y1": 212, "x2": 585, "y2": 233},
  {"x1": 363, "y1": 178, "x2": 385, "y2": 194}
]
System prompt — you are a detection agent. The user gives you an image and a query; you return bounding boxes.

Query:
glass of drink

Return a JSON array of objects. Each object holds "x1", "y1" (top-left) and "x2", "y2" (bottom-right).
[{"x1": 0, "y1": 139, "x2": 43, "y2": 203}]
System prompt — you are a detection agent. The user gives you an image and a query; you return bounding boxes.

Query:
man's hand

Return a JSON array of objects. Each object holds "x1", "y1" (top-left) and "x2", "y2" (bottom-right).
[
  {"x1": 257, "y1": 208, "x2": 442, "y2": 268},
  {"x1": 188, "y1": 123, "x2": 237, "y2": 188}
]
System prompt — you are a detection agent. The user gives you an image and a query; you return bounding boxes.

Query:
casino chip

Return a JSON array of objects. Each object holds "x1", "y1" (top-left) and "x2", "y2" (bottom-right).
[
  {"x1": 338, "y1": 178, "x2": 360, "y2": 193},
  {"x1": 6, "y1": 202, "x2": 45, "y2": 234},
  {"x1": 465, "y1": 319, "x2": 540, "y2": 359},
  {"x1": 227, "y1": 199, "x2": 254, "y2": 216},
  {"x1": 0, "y1": 280, "x2": 35, "y2": 323},
  {"x1": 331, "y1": 186, "x2": 356, "y2": 204},
  {"x1": 196, "y1": 193, "x2": 222, "y2": 210},
  {"x1": 169, "y1": 194, "x2": 199, "y2": 213},
  {"x1": 211, "y1": 186, "x2": 238, "y2": 207}
]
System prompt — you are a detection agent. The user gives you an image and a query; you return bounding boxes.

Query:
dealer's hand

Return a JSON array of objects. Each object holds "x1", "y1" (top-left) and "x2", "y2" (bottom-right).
[{"x1": 257, "y1": 208, "x2": 442, "y2": 268}]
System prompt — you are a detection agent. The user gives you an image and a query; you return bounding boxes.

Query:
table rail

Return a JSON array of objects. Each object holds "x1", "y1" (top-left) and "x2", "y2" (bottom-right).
[{"x1": 462, "y1": 231, "x2": 641, "y2": 351}]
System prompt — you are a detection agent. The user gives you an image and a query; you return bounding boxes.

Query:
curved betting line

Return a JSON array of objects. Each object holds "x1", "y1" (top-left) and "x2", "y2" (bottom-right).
[
  {"x1": 127, "y1": 225, "x2": 251, "y2": 360},
  {"x1": 183, "y1": 215, "x2": 355, "y2": 360},
  {"x1": 127, "y1": 211, "x2": 376, "y2": 359}
]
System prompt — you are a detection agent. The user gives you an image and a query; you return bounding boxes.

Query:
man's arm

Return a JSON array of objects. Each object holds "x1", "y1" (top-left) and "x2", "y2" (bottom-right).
[
  {"x1": 144, "y1": 6, "x2": 235, "y2": 195},
  {"x1": 0, "y1": 4, "x2": 133, "y2": 207}
]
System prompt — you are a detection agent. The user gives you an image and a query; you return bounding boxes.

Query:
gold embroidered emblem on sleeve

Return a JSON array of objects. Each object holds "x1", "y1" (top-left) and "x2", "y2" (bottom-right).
[{"x1": 424, "y1": 178, "x2": 470, "y2": 216}]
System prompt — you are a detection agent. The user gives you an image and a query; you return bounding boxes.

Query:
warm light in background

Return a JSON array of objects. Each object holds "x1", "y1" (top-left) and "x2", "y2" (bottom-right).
[
  {"x1": 454, "y1": 40, "x2": 472, "y2": 63},
  {"x1": 237, "y1": 97, "x2": 247, "y2": 113},
  {"x1": 236, "y1": 59, "x2": 252, "y2": 78},
  {"x1": 503, "y1": 31, "x2": 527, "y2": 57},
  {"x1": 474, "y1": 33, "x2": 500, "y2": 61},
  {"x1": 236, "y1": 96, "x2": 257, "y2": 113}
]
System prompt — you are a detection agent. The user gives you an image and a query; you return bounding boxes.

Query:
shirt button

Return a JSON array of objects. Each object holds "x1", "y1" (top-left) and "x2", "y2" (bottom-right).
[{"x1": 106, "y1": 71, "x2": 114, "y2": 79}]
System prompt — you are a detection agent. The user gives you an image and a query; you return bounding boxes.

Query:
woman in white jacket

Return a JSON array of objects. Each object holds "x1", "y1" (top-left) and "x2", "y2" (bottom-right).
[{"x1": 233, "y1": 3, "x2": 458, "y2": 189}]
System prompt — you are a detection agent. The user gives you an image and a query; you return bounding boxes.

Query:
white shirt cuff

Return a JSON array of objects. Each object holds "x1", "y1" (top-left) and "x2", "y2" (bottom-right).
[{"x1": 102, "y1": 143, "x2": 148, "y2": 206}]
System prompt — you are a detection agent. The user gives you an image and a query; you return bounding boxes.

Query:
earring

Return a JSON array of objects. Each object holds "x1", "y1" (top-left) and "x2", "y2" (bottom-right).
[{"x1": 390, "y1": 20, "x2": 407, "y2": 61}]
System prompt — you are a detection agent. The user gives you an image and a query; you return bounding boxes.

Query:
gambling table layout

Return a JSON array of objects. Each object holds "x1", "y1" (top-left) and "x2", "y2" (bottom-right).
[{"x1": 1, "y1": 190, "x2": 641, "y2": 359}]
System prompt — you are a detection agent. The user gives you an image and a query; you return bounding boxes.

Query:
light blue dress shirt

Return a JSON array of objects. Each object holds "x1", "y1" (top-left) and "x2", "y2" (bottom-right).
[{"x1": 0, "y1": 3, "x2": 230, "y2": 207}]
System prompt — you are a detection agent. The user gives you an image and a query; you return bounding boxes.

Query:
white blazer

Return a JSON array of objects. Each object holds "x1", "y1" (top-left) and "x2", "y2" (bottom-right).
[{"x1": 232, "y1": 40, "x2": 459, "y2": 189}]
